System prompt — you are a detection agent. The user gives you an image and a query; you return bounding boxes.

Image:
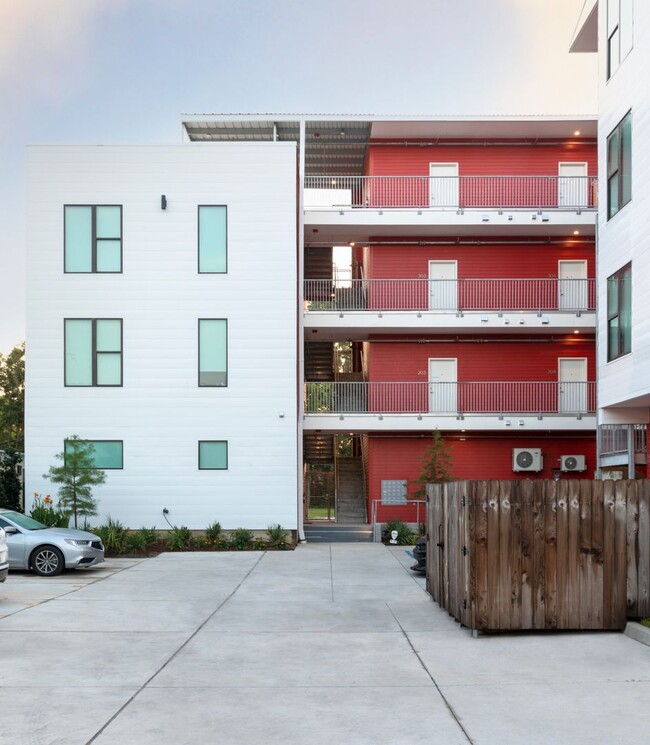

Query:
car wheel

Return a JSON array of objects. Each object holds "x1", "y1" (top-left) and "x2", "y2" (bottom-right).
[{"x1": 31, "y1": 546, "x2": 65, "y2": 577}]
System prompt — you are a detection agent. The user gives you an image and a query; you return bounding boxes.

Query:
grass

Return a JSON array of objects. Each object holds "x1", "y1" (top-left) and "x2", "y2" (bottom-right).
[
  {"x1": 307, "y1": 507, "x2": 336, "y2": 520},
  {"x1": 641, "y1": 618, "x2": 650, "y2": 629}
]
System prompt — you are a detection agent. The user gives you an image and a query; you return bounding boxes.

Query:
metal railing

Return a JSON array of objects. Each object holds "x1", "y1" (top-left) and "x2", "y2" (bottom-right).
[
  {"x1": 304, "y1": 175, "x2": 598, "y2": 210},
  {"x1": 370, "y1": 499, "x2": 427, "y2": 531},
  {"x1": 600, "y1": 424, "x2": 647, "y2": 456},
  {"x1": 305, "y1": 381, "x2": 596, "y2": 415},
  {"x1": 304, "y1": 278, "x2": 596, "y2": 313}
]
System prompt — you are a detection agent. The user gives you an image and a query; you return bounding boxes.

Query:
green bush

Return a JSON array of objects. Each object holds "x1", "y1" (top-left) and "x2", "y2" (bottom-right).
[
  {"x1": 266, "y1": 523, "x2": 289, "y2": 550},
  {"x1": 230, "y1": 528, "x2": 253, "y2": 551},
  {"x1": 192, "y1": 535, "x2": 208, "y2": 549},
  {"x1": 125, "y1": 531, "x2": 147, "y2": 555},
  {"x1": 30, "y1": 494, "x2": 70, "y2": 528},
  {"x1": 95, "y1": 516, "x2": 129, "y2": 554},
  {"x1": 137, "y1": 527, "x2": 160, "y2": 548},
  {"x1": 167, "y1": 526, "x2": 193, "y2": 551},
  {"x1": 383, "y1": 519, "x2": 416, "y2": 546},
  {"x1": 205, "y1": 521, "x2": 222, "y2": 543},
  {"x1": 253, "y1": 537, "x2": 267, "y2": 550}
]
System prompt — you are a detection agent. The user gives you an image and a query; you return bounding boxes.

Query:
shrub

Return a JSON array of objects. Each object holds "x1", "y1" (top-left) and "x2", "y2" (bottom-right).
[
  {"x1": 167, "y1": 526, "x2": 193, "y2": 551},
  {"x1": 125, "y1": 531, "x2": 147, "y2": 555},
  {"x1": 253, "y1": 537, "x2": 267, "y2": 550},
  {"x1": 266, "y1": 523, "x2": 289, "y2": 550},
  {"x1": 383, "y1": 519, "x2": 416, "y2": 546},
  {"x1": 137, "y1": 527, "x2": 160, "y2": 548},
  {"x1": 192, "y1": 535, "x2": 208, "y2": 549},
  {"x1": 30, "y1": 493, "x2": 70, "y2": 528},
  {"x1": 230, "y1": 528, "x2": 253, "y2": 551},
  {"x1": 205, "y1": 521, "x2": 222, "y2": 543},
  {"x1": 95, "y1": 516, "x2": 129, "y2": 554}
]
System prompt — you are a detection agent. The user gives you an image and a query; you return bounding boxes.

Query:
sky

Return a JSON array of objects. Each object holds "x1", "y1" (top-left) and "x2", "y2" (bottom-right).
[{"x1": 0, "y1": 0, "x2": 597, "y2": 354}]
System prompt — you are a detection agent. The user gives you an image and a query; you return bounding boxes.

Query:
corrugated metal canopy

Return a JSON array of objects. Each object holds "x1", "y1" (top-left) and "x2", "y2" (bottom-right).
[{"x1": 184, "y1": 119, "x2": 371, "y2": 175}]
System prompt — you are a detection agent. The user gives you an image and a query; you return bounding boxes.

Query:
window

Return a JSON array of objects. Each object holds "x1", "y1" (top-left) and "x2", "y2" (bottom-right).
[
  {"x1": 198, "y1": 441, "x2": 228, "y2": 470},
  {"x1": 607, "y1": 263, "x2": 631, "y2": 360},
  {"x1": 64, "y1": 439, "x2": 123, "y2": 469},
  {"x1": 198, "y1": 319, "x2": 227, "y2": 386},
  {"x1": 198, "y1": 206, "x2": 227, "y2": 273},
  {"x1": 607, "y1": 111, "x2": 632, "y2": 219},
  {"x1": 64, "y1": 205, "x2": 122, "y2": 273},
  {"x1": 65, "y1": 319, "x2": 122, "y2": 386},
  {"x1": 607, "y1": 0, "x2": 633, "y2": 79}
]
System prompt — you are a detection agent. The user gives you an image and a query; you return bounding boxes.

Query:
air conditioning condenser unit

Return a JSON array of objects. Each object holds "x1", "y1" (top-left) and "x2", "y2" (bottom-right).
[
  {"x1": 512, "y1": 448, "x2": 543, "y2": 472},
  {"x1": 560, "y1": 455, "x2": 586, "y2": 472}
]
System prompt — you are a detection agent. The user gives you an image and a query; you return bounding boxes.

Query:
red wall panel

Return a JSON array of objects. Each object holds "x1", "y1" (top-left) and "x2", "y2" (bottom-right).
[
  {"x1": 366, "y1": 142, "x2": 598, "y2": 178},
  {"x1": 368, "y1": 434, "x2": 597, "y2": 522}
]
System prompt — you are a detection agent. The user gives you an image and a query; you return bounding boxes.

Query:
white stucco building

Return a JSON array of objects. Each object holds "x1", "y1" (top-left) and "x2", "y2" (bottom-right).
[
  {"x1": 26, "y1": 144, "x2": 299, "y2": 529},
  {"x1": 572, "y1": 0, "x2": 649, "y2": 477}
]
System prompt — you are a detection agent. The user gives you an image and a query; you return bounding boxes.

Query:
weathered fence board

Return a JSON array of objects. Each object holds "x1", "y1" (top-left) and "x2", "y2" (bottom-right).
[{"x1": 427, "y1": 479, "x2": 650, "y2": 632}]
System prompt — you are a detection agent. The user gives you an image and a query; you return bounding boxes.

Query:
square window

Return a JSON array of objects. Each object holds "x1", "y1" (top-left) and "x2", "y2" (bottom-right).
[
  {"x1": 199, "y1": 441, "x2": 228, "y2": 470},
  {"x1": 65, "y1": 319, "x2": 123, "y2": 386},
  {"x1": 64, "y1": 205, "x2": 122, "y2": 273}
]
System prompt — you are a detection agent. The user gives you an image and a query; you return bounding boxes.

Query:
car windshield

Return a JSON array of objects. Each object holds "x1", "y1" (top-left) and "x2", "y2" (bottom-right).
[{"x1": 1, "y1": 512, "x2": 48, "y2": 531}]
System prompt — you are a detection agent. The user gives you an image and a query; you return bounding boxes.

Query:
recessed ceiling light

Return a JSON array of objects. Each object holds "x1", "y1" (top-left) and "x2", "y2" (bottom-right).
[
  {"x1": 573, "y1": 230, "x2": 580, "y2": 235},
  {"x1": 574, "y1": 130, "x2": 581, "y2": 136},
  {"x1": 574, "y1": 330, "x2": 580, "y2": 334}
]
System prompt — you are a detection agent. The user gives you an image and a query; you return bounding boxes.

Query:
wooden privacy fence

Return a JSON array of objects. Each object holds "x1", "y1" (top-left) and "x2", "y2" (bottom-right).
[{"x1": 426, "y1": 480, "x2": 650, "y2": 632}]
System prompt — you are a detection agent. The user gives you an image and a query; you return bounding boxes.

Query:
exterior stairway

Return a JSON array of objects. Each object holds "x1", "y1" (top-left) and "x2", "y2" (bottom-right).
[{"x1": 336, "y1": 457, "x2": 367, "y2": 524}]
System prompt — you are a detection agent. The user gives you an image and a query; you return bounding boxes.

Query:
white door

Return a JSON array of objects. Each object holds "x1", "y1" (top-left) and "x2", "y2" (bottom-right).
[
  {"x1": 558, "y1": 162, "x2": 588, "y2": 207},
  {"x1": 429, "y1": 163, "x2": 459, "y2": 208},
  {"x1": 558, "y1": 260, "x2": 588, "y2": 310},
  {"x1": 428, "y1": 261, "x2": 458, "y2": 310},
  {"x1": 429, "y1": 358, "x2": 457, "y2": 413},
  {"x1": 558, "y1": 358, "x2": 588, "y2": 413}
]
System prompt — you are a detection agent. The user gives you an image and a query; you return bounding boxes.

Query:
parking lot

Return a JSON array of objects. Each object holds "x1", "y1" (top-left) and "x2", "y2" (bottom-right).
[{"x1": 1, "y1": 544, "x2": 649, "y2": 745}]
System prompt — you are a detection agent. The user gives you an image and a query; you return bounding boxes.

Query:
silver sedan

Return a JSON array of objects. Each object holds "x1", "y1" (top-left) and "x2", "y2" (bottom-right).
[
  {"x1": 0, "y1": 509, "x2": 104, "y2": 577},
  {"x1": 0, "y1": 526, "x2": 8, "y2": 582}
]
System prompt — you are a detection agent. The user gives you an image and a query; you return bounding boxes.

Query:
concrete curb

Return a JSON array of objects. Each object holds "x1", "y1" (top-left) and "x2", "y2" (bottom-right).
[{"x1": 624, "y1": 621, "x2": 650, "y2": 647}]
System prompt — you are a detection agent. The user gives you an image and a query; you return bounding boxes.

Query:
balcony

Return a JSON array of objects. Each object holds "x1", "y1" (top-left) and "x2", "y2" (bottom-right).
[
  {"x1": 304, "y1": 381, "x2": 596, "y2": 432},
  {"x1": 305, "y1": 278, "x2": 595, "y2": 312},
  {"x1": 305, "y1": 175, "x2": 598, "y2": 211},
  {"x1": 599, "y1": 424, "x2": 647, "y2": 469}
]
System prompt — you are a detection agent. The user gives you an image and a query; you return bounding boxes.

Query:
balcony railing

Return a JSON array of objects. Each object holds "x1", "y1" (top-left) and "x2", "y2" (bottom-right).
[
  {"x1": 304, "y1": 278, "x2": 596, "y2": 313},
  {"x1": 304, "y1": 175, "x2": 598, "y2": 210},
  {"x1": 305, "y1": 381, "x2": 596, "y2": 416},
  {"x1": 600, "y1": 425, "x2": 647, "y2": 457}
]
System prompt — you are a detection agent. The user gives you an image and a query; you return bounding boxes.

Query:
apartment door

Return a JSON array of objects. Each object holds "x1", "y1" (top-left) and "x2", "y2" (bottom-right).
[
  {"x1": 558, "y1": 357, "x2": 588, "y2": 413},
  {"x1": 428, "y1": 358, "x2": 457, "y2": 413},
  {"x1": 429, "y1": 163, "x2": 459, "y2": 208},
  {"x1": 558, "y1": 260, "x2": 588, "y2": 310},
  {"x1": 428, "y1": 260, "x2": 458, "y2": 310},
  {"x1": 558, "y1": 162, "x2": 588, "y2": 207}
]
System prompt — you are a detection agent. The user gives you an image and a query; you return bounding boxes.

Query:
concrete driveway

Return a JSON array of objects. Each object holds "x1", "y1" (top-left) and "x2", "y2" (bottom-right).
[{"x1": 0, "y1": 544, "x2": 649, "y2": 745}]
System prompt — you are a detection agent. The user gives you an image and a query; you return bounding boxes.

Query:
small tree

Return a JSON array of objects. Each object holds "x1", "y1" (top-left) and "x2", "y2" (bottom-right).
[
  {"x1": 43, "y1": 435, "x2": 105, "y2": 528},
  {"x1": 0, "y1": 342, "x2": 25, "y2": 452},
  {"x1": 412, "y1": 431, "x2": 453, "y2": 499}
]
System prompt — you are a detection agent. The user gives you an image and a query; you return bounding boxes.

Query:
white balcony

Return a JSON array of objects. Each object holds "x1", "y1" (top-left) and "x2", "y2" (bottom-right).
[
  {"x1": 303, "y1": 278, "x2": 596, "y2": 337},
  {"x1": 303, "y1": 381, "x2": 596, "y2": 432},
  {"x1": 304, "y1": 175, "x2": 598, "y2": 239}
]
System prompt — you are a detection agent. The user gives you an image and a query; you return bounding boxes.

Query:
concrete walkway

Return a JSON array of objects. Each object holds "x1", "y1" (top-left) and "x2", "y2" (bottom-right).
[{"x1": 1, "y1": 544, "x2": 649, "y2": 745}]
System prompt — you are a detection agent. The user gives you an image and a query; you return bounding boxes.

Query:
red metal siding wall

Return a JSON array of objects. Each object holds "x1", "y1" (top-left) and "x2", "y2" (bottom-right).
[
  {"x1": 367, "y1": 243, "x2": 594, "y2": 280},
  {"x1": 366, "y1": 339, "x2": 596, "y2": 382},
  {"x1": 366, "y1": 143, "x2": 598, "y2": 177},
  {"x1": 369, "y1": 434, "x2": 597, "y2": 521}
]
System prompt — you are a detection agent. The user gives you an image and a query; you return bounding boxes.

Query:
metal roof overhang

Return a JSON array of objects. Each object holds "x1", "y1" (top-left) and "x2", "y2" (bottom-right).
[{"x1": 182, "y1": 114, "x2": 598, "y2": 176}]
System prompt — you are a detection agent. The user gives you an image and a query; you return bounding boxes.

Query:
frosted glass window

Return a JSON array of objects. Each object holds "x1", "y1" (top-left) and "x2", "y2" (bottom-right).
[
  {"x1": 65, "y1": 440, "x2": 123, "y2": 469},
  {"x1": 198, "y1": 206, "x2": 227, "y2": 273},
  {"x1": 64, "y1": 207, "x2": 93, "y2": 272},
  {"x1": 199, "y1": 441, "x2": 228, "y2": 470},
  {"x1": 65, "y1": 318, "x2": 122, "y2": 386},
  {"x1": 64, "y1": 205, "x2": 122, "y2": 273},
  {"x1": 65, "y1": 320, "x2": 93, "y2": 385},
  {"x1": 199, "y1": 319, "x2": 227, "y2": 386}
]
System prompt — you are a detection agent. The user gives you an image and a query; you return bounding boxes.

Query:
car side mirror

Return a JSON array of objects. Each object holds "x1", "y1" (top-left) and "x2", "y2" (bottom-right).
[{"x1": 2, "y1": 526, "x2": 19, "y2": 535}]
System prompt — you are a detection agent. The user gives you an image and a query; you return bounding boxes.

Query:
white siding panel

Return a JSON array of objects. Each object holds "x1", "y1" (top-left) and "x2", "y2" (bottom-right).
[{"x1": 26, "y1": 144, "x2": 298, "y2": 529}]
